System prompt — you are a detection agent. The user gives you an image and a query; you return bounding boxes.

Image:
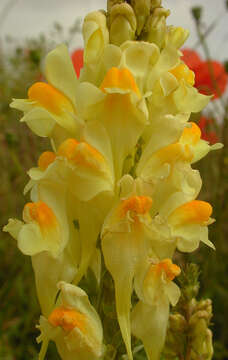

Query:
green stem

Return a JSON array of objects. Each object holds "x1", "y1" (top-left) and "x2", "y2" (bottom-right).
[
  {"x1": 195, "y1": 21, "x2": 226, "y2": 108},
  {"x1": 38, "y1": 339, "x2": 49, "y2": 360}
]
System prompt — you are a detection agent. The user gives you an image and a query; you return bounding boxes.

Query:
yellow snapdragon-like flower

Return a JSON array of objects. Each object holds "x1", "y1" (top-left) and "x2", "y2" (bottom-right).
[
  {"x1": 167, "y1": 200, "x2": 215, "y2": 252},
  {"x1": 102, "y1": 193, "x2": 153, "y2": 360},
  {"x1": 37, "y1": 281, "x2": 104, "y2": 360},
  {"x1": 132, "y1": 259, "x2": 181, "y2": 360},
  {"x1": 3, "y1": 194, "x2": 77, "y2": 316},
  {"x1": 4, "y1": 200, "x2": 64, "y2": 256},
  {"x1": 10, "y1": 44, "x2": 79, "y2": 145},
  {"x1": 77, "y1": 66, "x2": 148, "y2": 179}
]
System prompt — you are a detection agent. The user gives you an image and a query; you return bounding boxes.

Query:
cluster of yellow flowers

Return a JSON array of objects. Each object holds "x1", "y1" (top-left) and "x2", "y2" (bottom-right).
[{"x1": 4, "y1": 1, "x2": 222, "y2": 359}]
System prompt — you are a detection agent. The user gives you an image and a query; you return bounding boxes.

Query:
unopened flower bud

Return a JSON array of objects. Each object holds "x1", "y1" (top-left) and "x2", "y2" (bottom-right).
[
  {"x1": 150, "y1": 0, "x2": 162, "y2": 10},
  {"x1": 169, "y1": 313, "x2": 187, "y2": 332},
  {"x1": 83, "y1": 11, "x2": 109, "y2": 64},
  {"x1": 131, "y1": 0, "x2": 151, "y2": 35},
  {"x1": 145, "y1": 7, "x2": 170, "y2": 48},
  {"x1": 109, "y1": 3, "x2": 137, "y2": 46},
  {"x1": 166, "y1": 26, "x2": 190, "y2": 49},
  {"x1": 191, "y1": 6, "x2": 202, "y2": 23},
  {"x1": 189, "y1": 298, "x2": 213, "y2": 360},
  {"x1": 107, "y1": 0, "x2": 125, "y2": 13}
]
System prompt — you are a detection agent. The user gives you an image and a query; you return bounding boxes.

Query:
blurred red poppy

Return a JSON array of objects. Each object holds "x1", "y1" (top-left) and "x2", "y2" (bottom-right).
[
  {"x1": 182, "y1": 48, "x2": 228, "y2": 100},
  {"x1": 198, "y1": 116, "x2": 219, "y2": 144},
  {"x1": 71, "y1": 49, "x2": 84, "y2": 78},
  {"x1": 182, "y1": 49, "x2": 202, "y2": 70}
]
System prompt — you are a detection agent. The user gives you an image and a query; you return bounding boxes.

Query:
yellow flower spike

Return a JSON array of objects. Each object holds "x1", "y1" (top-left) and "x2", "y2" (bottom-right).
[
  {"x1": 168, "y1": 200, "x2": 212, "y2": 227},
  {"x1": 102, "y1": 195, "x2": 153, "y2": 360},
  {"x1": 28, "y1": 82, "x2": 75, "y2": 116},
  {"x1": 38, "y1": 151, "x2": 56, "y2": 171},
  {"x1": 100, "y1": 67, "x2": 141, "y2": 97},
  {"x1": 169, "y1": 63, "x2": 195, "y2": 86},
  {"x1": 48, "y1": 306, "x2": 86, "y2": 333}
]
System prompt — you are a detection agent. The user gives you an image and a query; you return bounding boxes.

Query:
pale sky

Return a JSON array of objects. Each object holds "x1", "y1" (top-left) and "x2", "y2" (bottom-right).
[{"x1": 0, "y1": 0, "x2": 227, "y2": 61}]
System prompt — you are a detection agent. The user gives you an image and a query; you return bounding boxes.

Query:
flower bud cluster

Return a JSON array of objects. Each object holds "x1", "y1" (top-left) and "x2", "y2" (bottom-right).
[
  {"x1": 164, "y1": 299, "x2": 213, "y2": 360},
  {"x1": 4, "y1": 0, "x2": 221, "y2": 359}
]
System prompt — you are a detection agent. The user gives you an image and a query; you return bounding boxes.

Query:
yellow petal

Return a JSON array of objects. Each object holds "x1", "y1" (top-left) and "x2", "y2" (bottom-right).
[
  {"x1": 168, "y1": 200, "x2": 212, "y2": 226},
  {"x1": 173, "y1": 81, "x2": 210, "y2": 113},
  {"x1": 131, "y1": 300, "x2": 169, "y2": 360},
  {"x1": 28, "y1": 82, "x2": 77, "y2": 135},
  {"x1": 32, "y1": 251, "x2": 77, "y2": 317},
  {"x1": 38, "y1": 151, "x2": 56, "y2": 171},
  {"x1": 169, "y1": 63, "x2": 195, "y2": 86},
  {"x1": 180, "y1": 122, "x2": 201, "y2": 146},
  {"x1": 45, "y1": 43, "x2": 78, "y2": 106},
  {"x1": 120, "y1": 41, "x2": 160, "y2": 93},
  {"x1": 83, "y1": 11, "x2": 109, "y2": 64},
  {"x1": 100, "y1": 67, "x2": 141, "y2": 97}
]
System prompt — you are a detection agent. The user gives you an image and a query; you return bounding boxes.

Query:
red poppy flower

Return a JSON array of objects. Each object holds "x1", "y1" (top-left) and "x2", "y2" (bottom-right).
[
  {"x1": 182, "y1": 48, "x2": 228, "y2": 100},
  {"x1": 198, "y1": 116, "x2": 219, "y2": 144},
  {"x1": 71, "y1": 49, "x2": 84, "y2": 78},
  {"x1": 181, "y1": 48, "x2": 202, "y2": 70}
]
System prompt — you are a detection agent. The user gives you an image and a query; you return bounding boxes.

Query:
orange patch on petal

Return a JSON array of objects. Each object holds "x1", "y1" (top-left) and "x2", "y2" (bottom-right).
[
  {"x1": 38, "y1": 151, "x2": 56, "y2": 171},
  {"x1": 170, "y1": 63, "x2": 195, "y2": 86},
  {"x1": 48, "y1": 306, "x2": 86, "y2": 333},
  {"x1": 57, "y1": 138, "x2": 106, "y2": 171},
  {"x1": 100, "y1": 67, "x2": 141, "y2": 97},
  {"x1": 28, "y1": 82, "x2": 74, "y2": 115},
  {"x1": 155, "y1": 259, "x2": 181, "y2": 281},
  {"x1": 169, "y1": 200, "x2": 213, "y2": 226},
  {"x1": 23, "y1": 201, "x2": 58, "y2": 230},
  {"x1": 57, "y1": 138, "x2": 79, "y2": 160},
  {"x1": 119, "y1": 196, "x2": 152, "y2": 218},
  {"x1": 145, "y1": 259, "x2": 181, "y2": 284},
  {"x1": 180, "y1": 122, "x2": 201, "y2": 145},
  {"x1": 156, "y1": 143, "x2": 193, "y2": 164}
]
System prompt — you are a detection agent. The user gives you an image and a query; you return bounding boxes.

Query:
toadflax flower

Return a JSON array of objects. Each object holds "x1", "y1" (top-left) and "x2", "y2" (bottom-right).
[
  {"x1": 132, "y1": 258, "x2": 181, "y2": 360},
  {"x1": 37, "y1": 281, "x2": 104, "y2": 360},
  {"x1": 10, "y1": 44, "x2": 79, "y2": 146}
]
